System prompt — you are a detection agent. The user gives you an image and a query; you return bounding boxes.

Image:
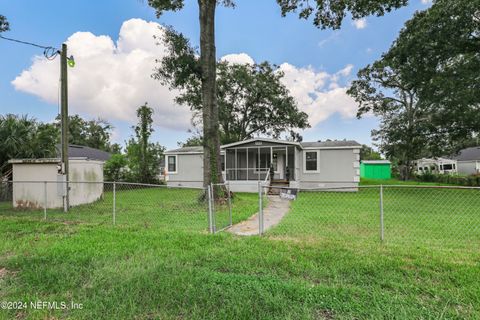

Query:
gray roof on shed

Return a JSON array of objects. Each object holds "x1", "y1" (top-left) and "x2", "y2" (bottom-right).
[
  {"x1": 361, "y1": 160, "x2": 391, "y2": 164},
  {"x1": 56, "y1": 144, "x2": 112, "y2": 161},
  {"x1": 454, "y1": 146, "x2": 480, "y2": 161}
]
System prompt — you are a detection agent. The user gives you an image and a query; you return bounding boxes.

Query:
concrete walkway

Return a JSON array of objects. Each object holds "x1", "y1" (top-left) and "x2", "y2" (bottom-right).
[{"x1": 227, "y1": 195, "x2": 291, "y2": 236}]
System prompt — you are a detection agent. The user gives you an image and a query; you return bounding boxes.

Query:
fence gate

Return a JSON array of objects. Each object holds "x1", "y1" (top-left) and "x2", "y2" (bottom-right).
[{"x1": 208, "y1": 182, "x2": 232, "y2": 233}]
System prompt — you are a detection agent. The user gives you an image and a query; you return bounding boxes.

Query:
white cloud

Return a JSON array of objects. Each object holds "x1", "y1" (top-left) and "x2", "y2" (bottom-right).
[
  {"x1": 421, "y1": 0, "x2": 432, "y2": 3},
  {"x1": 12, "y1": 19, "x2": 190, "y2": 131},
  {"x1": 13, "y1": 19, "x2": 358, "y2": 134},
  {"x1": 278, "y1": 63, "x2": 357, "y2": 127},
  {"x1": 352, "y1": 18, "x2": 367, "y2": 29},
  {"x1": 220, "y1": 53, "x2": 255, "y2": 65},
  {"x1": 318, "y1": 31, "x2": 340, "y2": 47}
]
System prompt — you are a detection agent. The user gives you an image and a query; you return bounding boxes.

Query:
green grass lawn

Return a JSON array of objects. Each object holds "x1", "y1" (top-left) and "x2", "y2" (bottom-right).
[
  {"x1": 360, "y1": 177, "x2": 455, "y2": 186},
  {"x1": 1, "y1": 186, "x2": 479, "y2": 319}
]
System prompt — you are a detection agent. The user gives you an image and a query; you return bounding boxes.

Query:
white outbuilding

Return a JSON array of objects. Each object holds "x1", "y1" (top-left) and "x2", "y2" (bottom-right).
[{"x1": 8, "y1": 145, "x2": 110, "y2": 209}]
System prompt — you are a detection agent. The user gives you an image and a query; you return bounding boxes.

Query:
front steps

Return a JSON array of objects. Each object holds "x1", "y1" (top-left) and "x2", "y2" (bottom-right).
[{"x1": 268, "y1": 180, "x2": 289, "y2": 195}]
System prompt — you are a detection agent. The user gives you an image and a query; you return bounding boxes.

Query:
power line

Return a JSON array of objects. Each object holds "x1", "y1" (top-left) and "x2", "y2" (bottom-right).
[{"x1": 0, "y1": 34, "x2": 59, "y2": 60}]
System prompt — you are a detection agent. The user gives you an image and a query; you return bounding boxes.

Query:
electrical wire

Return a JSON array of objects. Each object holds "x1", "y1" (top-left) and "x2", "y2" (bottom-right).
[{"x1": 0, "y1": 34, "x2": 59, "y2": 59}]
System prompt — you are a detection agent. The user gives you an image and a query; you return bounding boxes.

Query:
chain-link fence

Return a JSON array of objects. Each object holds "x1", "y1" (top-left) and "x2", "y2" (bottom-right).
[
  {"x1": 0, "y1": 181, "x2": 209, "y2": 232},
  {"x1": 260, "y1": 185, "x2": 480, "y2": 248},
  {"x1": 208, "y1": 183, "x2": 232, "y2": 233},
  {"x1": 2, "y1": 181, "x2": 479, "y2": 248}
]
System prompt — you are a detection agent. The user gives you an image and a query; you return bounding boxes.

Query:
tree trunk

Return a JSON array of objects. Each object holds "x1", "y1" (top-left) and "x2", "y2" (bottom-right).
[{"x1": 199, "y1": 0, "x2": 223, "y2": 188}]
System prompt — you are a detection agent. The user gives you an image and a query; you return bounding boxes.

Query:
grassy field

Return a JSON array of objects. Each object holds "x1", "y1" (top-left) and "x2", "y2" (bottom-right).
[
  {"x1": 359, "y1": 177, "x2": 455, "y2": 186},
  {"x1": 0, "y1": 186, "x2": 479, "y2": 319},
  {"x1": 269, "y1": 186, "x2": 480, "y2": 248}
]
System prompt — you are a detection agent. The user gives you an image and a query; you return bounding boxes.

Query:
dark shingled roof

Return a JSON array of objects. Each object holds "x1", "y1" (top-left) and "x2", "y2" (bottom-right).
[
  {"x1": 55, "y1": 144, "x2": 112, "y2": 161},
  {"x1": 454, "y1": 146, "x2": 480, "y2": 161},
  {"x1": 300, "y1": 140, "x2": 361, "y2": 148}
]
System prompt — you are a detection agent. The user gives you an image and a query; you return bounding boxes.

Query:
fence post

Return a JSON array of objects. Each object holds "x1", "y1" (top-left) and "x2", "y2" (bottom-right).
[
  {"x1": 258, "y1": 182, "x2": 264, "y2": 235},
  {"x1": 211, "y1": 184, "x2": 216, "y2": 233},
  {"x1": 379, "y1": 184, "x2": 384, "y2": 241},
  {"x1": 207, "y1": 185, "x2": 214, "y2": 234},
  {"x1": 43, "y1": 181, "x2": 47, "y2": 220},
  {"x1": 227, "y1": 182, "x2": 232, "y2": 227},
  {"x1": 113, "y1": 182, "x2": 116, "y2": 226}
]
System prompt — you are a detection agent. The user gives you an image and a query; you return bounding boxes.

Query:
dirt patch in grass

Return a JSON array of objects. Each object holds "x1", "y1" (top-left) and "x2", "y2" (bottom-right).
[
  {"x1": 314, "y1": 309, "x2": 335, "y2": 319},
  {"x1": 0, "y1": 267, "x2": 16, "y2": 279}
]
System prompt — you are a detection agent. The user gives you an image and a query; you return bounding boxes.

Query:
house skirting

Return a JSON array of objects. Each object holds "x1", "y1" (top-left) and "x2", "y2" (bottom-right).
[{"x1": 166, "y1": 180, "x2": 359, "y2": 193}]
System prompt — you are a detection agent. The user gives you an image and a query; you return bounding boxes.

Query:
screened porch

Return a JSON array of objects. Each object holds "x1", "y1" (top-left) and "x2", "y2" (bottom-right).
[{"x1": 224, "y1": 145, "x2": 296, "y2": 181}]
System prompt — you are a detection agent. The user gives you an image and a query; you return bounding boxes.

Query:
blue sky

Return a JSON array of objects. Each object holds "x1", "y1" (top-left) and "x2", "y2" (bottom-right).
[{"x1": 0, "y1": 0, "x2": 431, "y2": 150}]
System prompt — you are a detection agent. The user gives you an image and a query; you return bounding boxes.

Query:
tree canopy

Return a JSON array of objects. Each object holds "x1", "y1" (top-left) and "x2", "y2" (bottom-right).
[
  {"x1": 360, "y1": 145, "x2": 382, "y2": 161},
  {"x1": 0, "y1": 115, "x2": 58, "y2": 175},
  {"x1": 0, "y1": 15, "x2": 9, "y2": 32},
  {"x1": 54, "y1": 115, "x2": 120, "y2": 153},
  {"x1": 383, "y1": 0, "x2": 480, "y2": 152},
  {"x1": 123, "y1": 104, "x2": 165, "y2": 184},
  {"x1": 148, "y1": 0, "x2": 408, "y2": 188},
  {"x1": 348, "y1": 0, "x2": 480, "y2": 179},
  {"x1": 154, "y1": 28, "x2": 310, "y2": 145}
]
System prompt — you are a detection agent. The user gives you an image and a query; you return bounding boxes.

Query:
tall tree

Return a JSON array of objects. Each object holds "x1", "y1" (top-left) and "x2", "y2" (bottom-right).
[
  {"x1": 55, "y1": 115, "x2": 117, "y2": 152},
  {"x1": 155, "y1": 29, "x2": 310, "y2": 145},
  {"x1": 382, "y1": 0, "x2": 480, "y2": 153},
  {"x1": 148, "y1": 0, "x2": 407, "y2": 188},
  {"x1": 0, "y1": 15, "x2": 9, "y2": 33},
  {"x1": 347, "y1": 59, "x2": 430, "y2": 180},
  {"x1": 125, "y1": 104, "x2": 165, "y2": 183},
  {"x1": 360, "y1": 144, "x2": 382, "y2": 161},
  {"x1": 349, "y1": 0, "x2": 480, "y2": 179}
]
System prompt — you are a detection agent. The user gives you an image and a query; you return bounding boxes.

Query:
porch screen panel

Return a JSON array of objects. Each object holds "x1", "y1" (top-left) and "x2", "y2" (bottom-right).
[
  {"x1": 287, "y1": 146, "x2": 295, "y2": 181},
  {"x1": 248, "y1": 148, "x2": 258, "y2": 180},
  {"x1": 236, "y1": 149, "x2": 247, "y2": 180},
  {"x1": 258, "y1": 147, "x2": 271, "y2": 180},
  {"x1": 226, "y1": 149, "x2": 235, "y2": 180}
]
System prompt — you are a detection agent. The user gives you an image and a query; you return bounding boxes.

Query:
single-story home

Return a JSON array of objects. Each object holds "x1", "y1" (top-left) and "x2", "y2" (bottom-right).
[
  {"x1": 454, "y1": 146, "x2": 480, "y2": 175},
  {"x1": 164, "y1": 138, "x2": 361, "y2": 192}
]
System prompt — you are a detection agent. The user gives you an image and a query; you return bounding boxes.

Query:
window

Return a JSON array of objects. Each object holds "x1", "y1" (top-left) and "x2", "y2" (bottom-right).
[
  {"x1": 304, "y1": 151, "x2": 319, "y2": 173},
  {"x1": 167, "y1": 155, "x2": 177, "y2": 173},
  {"x1": 443, "y1": 164, "x2": 453, "y2": 170}
]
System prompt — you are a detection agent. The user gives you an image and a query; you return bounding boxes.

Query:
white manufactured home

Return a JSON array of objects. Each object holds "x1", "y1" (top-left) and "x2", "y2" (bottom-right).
[
  {"x1": 415, "y1": 158, "x2": 458, "y2": 175},
  {"x1": 164, "y1": 138, "x2": 361, "y2": 192}
]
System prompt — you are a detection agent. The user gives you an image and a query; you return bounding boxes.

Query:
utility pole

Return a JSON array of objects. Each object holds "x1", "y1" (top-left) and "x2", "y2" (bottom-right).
[{"x1": 60, "y1": 43, "x2": 69, "y2": 212}]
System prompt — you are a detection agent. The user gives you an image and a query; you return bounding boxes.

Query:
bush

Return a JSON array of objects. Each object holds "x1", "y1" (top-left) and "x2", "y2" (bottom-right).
[{"x1": 415, "y1": 173, "x2": 480, "y2": 186}]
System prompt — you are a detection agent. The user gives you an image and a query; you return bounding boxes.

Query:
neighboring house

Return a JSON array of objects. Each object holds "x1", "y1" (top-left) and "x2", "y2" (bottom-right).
[
  {"x1": 454, "y1": 146, "x2": 480, "y2": 175},
  {"x1": 360, "y1": 160, "x2": 391, "y2": 180},
  {"x1": 164, "y1": 138, "x2": 361, "y2": 192},
  {"x1": 415, "y1": 158, "x2": 457, "y2": 175}
]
